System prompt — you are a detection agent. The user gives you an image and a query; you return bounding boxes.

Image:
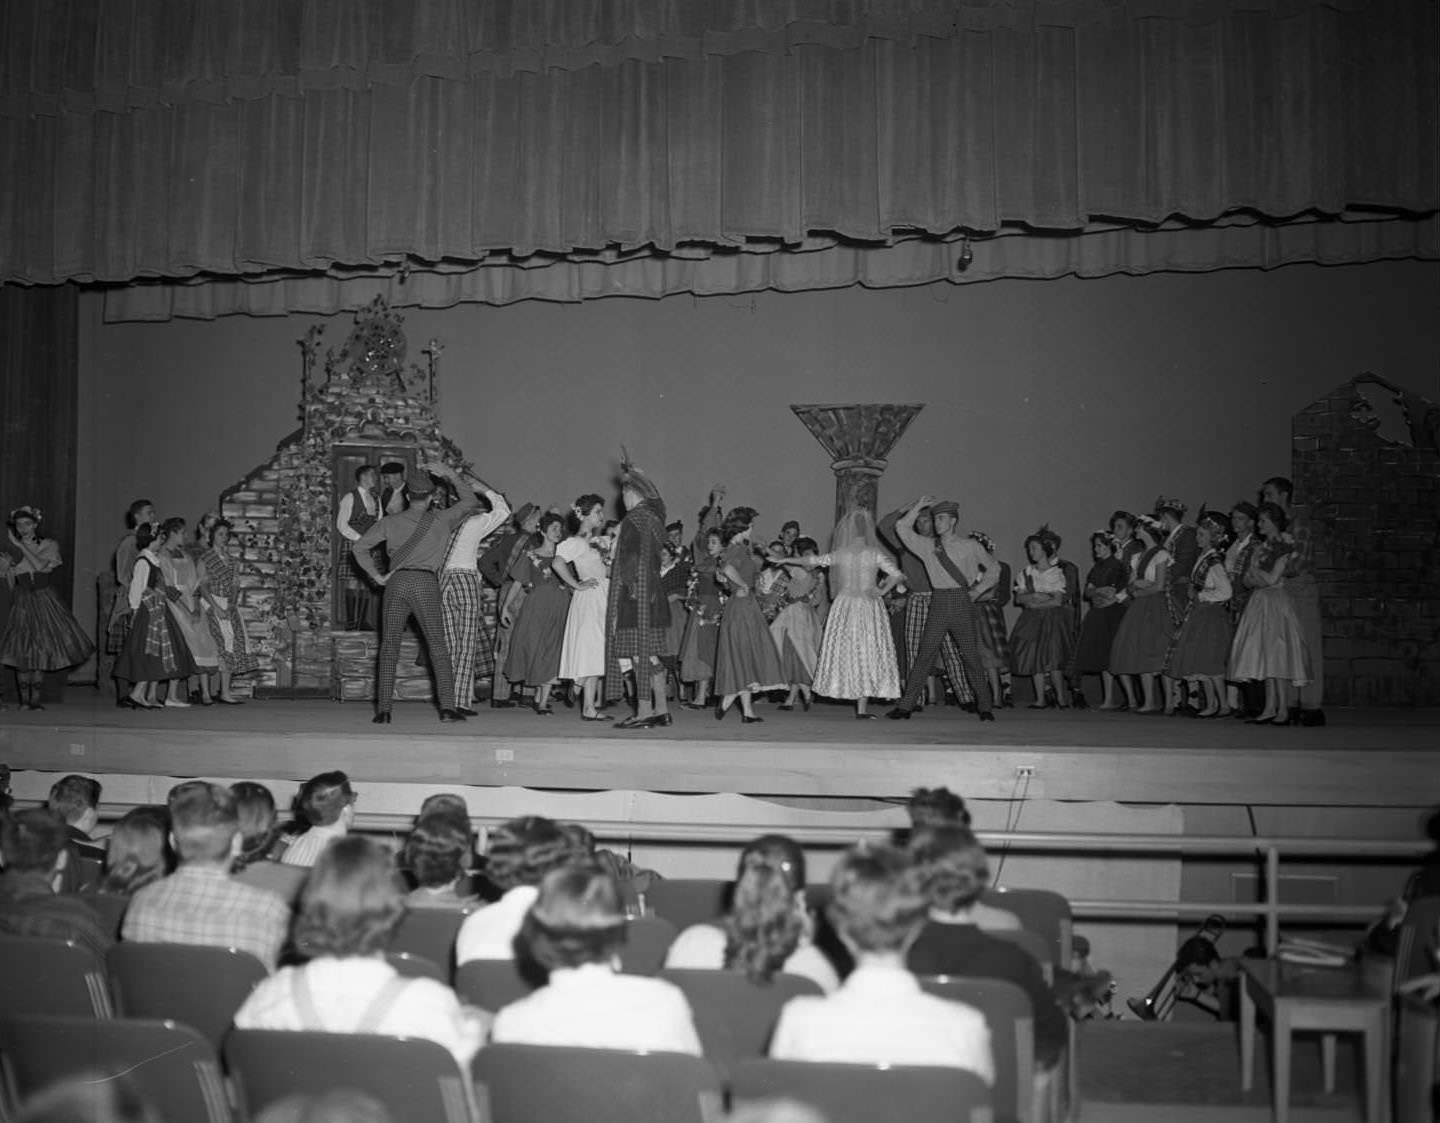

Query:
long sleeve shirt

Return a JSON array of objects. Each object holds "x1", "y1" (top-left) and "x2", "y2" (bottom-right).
[
  {"x1": 896, "y1": 509, "x2": 999, "y2": 596},
  {"x1": 878, "y1": 508, "x2": 932, "y2": 592},
  {"x1": 335, "y1": 489, "x2": 381, "y2": 542},
  {"x1": 442, "y1": 493, "x2": 512, "y2": 571},
  {"x1": 352, "y1": 488, "x2": 481, "y2": 580}
]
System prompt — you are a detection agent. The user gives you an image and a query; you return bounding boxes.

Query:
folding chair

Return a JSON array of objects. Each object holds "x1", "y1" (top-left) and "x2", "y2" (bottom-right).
[
  {"x1": 0, "y1": 934, "x2": 112, "y2": 1018},
  {"x1": 389, "y1": 906, "x2": 473, "y2": 981},
  {"x1": 983, "y1": 888, "x2": 1073, "y2": 966},
  {"x1": 386, "y1": 950, "x2": 449, "y2": 983},
  {"x1": 731, "y1": 1057, "x2": 992, "y2": 1123},
  {"x1": 108, "y1": 943, "x2": 267, "y2": 1051},
  {"x1": 620, "y1": 914, "x2": 679, "y2": 976},
  {"x1": 472, "y1": 1043, "x2": 723, "y2": 1123},
  {"x1": 0, "y1": 1015, "x2": 230, "y2": 1123},
  {"x1": 226, "y1": 1028, "x2": 475, "y2": 1123},
  {"x1": 645, "y1": 879, "x2": 731, "y2": 931},
  {"x1": 921, "y1": 975, "x2": 1034, "y2": 1123},
  {"x1": 454, "y1": 958, "x2": 541, "y2": 1013},
  {"x1": 659, "y1": 968, "x2": 821, "y2": 1072}
]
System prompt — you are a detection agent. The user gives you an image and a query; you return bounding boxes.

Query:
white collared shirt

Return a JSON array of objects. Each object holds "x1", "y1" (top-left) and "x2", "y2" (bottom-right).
[
  {"x1": 489, "y1": 963, "x2": 703, "y2": 1055},
  {"x1": 770, "y1": 960, "x2": 994, "y2": 1081},
  {"x1": 280, "y1": 821, "x2": 348, "y2": 868},
  {"x1": 455, "y1": 885, "x2": 538, "y2": 963}
]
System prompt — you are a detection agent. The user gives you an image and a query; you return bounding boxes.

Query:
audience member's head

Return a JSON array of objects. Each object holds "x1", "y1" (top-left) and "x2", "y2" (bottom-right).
[
  {"x1": 416, "y1": 793, "x2": 473, "y2": 845},
  {"x1": 484, "y1": 816, "x2": 577, "y2": 893},
  {"x1": 14, "y1": 1073, "x2": 160, "y2": 1123},
  {"x1": 906, "y1": 786, "x2": 971, "y2": 829},
  {"x1": 297, "y1": 771, "x2": 356, "y2": 829},
  {"x1": 168, "y1": 782, "x2": 240, "y2": 867},
  {"x1": 518, "y1": 864, "x2": 627, "y2": 971},
  {"x1": 293, "y1": 836, "x2": 404, "y2": 959},
  {"x1": 404, "y1": 817, "x2": 471, "y2": 891},
  {"x1": 230, "y1": 781, "x2": 282, "y2": 867},
  {"x1": 100, "y1": 807, "x2": 170, "y2": 894},
  {"x1": 559, "y1": 822, "x2": 598, "y2": 857},
  {"x1": 723, "y1": 835, "x2": 809, "y2": 984},
  {"x1": 825, "y1": 844, "x2": 929, "y2": 958},
  {"x1": 47, "y1": 775, "x2": 101, "y2": 835},
  {"x1": 253, "y1": 1090, "x2": 394, "y2": 1123},
  {"x1": 1, "y1": 809, "x2": 69, "y2": 880},
  {"x1": 907, "y1": 825, "x2": 992, "y2": 915}
]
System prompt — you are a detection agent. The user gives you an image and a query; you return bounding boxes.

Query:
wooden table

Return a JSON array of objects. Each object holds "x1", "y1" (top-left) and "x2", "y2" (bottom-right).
[{"x1": 1239, "y1": 957, "x2": 1389, "y2": 1123}]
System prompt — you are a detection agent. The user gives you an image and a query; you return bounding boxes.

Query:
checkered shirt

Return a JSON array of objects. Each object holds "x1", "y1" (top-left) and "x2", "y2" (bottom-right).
[{"x1": 122, "y1": 864, "x2": 291, "y2": 970}]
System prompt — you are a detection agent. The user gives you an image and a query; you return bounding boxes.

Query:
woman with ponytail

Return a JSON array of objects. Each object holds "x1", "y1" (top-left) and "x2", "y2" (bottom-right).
[
  {"x1": 97, "y1": 807, "x2": 170, "y2": 896},
  {"x1": 664, "y1": 834, "x2": 839, "y2": 992}
]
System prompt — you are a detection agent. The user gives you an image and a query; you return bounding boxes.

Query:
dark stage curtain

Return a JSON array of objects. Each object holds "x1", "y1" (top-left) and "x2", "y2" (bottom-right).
[{"x1": 0, "y1": 285, "x2": 80, "y2": 602}]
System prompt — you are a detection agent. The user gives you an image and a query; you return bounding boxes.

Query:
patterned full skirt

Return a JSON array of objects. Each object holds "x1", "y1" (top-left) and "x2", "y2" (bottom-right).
[
  {"x1": 974, "y1": 599, "x2": 1012, "y2": 670},
  {"x1": 1010, "y1": 605, "x2": 1075, "y2": 675},
  {"x1": 0, "y1": 584, "x2": 95, "y2": 671},
  {"x1": 1108, "y1": 593, "x2": 1174, "y2": 675},
  {"x1": 812, "y1": 592, "x2": 901, "y2": 701},
  {"x1": 205, "y1": 594, "x2": 260, "y2": 675},
  {"x1": 113, "y1": 593, "x2": 198, "y2": 682},
  {"x1": 1166, "y1": 602, "x2": 1234, "y2": 678}
]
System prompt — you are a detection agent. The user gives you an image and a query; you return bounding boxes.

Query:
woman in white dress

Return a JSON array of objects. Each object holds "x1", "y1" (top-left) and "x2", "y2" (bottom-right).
[
  {"x1": 777, "y1": 508, "x2": 903, "y2": 718},
  {"x1": 553, "y1": 494, "x2": 610, "y2": 721}
]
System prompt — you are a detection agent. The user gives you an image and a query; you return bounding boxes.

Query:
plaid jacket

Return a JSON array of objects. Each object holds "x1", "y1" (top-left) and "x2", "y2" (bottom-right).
[
  {"x1": 121, "y1": 864, "x2": 291, "y2": 970},
  {"x1": 604, "y1": 498, "x2": 671, "y2": 701}
]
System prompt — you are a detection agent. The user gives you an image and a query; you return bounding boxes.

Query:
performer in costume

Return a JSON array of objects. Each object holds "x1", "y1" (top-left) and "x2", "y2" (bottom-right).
[
  {"x1": 1223, "y1": 501, "x2": 1261, "y2": 717},
  {"x1": 115, "y1": 523, "x2": 198, "y2": 709},
  {"x1": 969, "y1": 530, "x2": 1013, "y2": 710},
  {"x1": 200, "y1": 518, "x2": 258, "y2": 702},
  {"x1": 0, "y1": 506, "x2": 95, "y2": 710},
  {"x1": 1228, "y1": 502, "x2": 1311, "y2": 724},
  {"x1": 1260, "y1": 476, "x2": 1325, "y2": 726},
  {"x1": 352, "y1": 461, "x2": 494, "y2": 724},
  {"x1": 713, "y1": 506, "x2": 786, "y2": 722},
  {"x1": 553, "y1": 495, "x2": 610, "y2": 721},
  {"x1": 378, "y1": 462, "x2": 409, "y2": 515},
  {"x1": 778, "y1": 510, "x2": 903, "y2": 717},
  {"x1": 1165, "y1": 510, "x2": 1235, "y2": 717},
  {"x1": 155, "y1": 516, "x2": 219, "y2": 705},
  {"x1": 503, "y1": 512, "x2": 571, "y2": 714},
  {"x1": 478, "y1": 503, "x2": 541, "y2": 709},
  {"x1": 769, "y1": 536, "x2": 826, "y2": 712},
  {"x1": 1155, "y1": 497, "x2": 1198, "y2": 714},
  {"x1": 105, "y1": 498, "x2": 156, "y2": 699},
  {"x1": 658, "y1": 540, "x2": 692, "y2": 693},
  {"x1": 604, "y1": 454, "x2": 674, "y2": 730},
  {"x1": 1009, "y1": 525, "x2": 1077, "y2": 708},
  {"x1": 0, "y1": 534, "x2": 14, "y2": 708},
  {"x1": 335, "y1": 465, "x2": 382, "y2": 630},
  {"x1": 887, "y1": 496, "x2": 998, "y2": 722},
  {"x1": 439, "y1": 486, "x2": 512, "y2": 716},
  {"x1": 678, "y1": 489, "x2": 726, "y2": 708},
  {"x1": 1072, "y1": 531, "x2": 1130, "y2": 710},
  {"x1": 1107, "y1": 515, "x2": 1172, "y2": 712}
]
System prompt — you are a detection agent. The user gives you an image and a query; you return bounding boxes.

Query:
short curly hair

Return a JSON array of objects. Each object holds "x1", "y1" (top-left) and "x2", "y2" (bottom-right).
[
  {"x1": 293, "y1": 836, "x2": 404, "y2": 958},
  {"x1": 719, "y1": 507, "x2": 758, "y2": 545},
  {"x1": 825, "y1": 845, "x2": 929, "y2": 954},
  {"x1": 484, "y1": 816, "x2": 579, "y2": 892},
  {"x1": 907, "y1": 825, "x2": 991, "y2": 912},
  {"x1": 517, "y1": 864, "x2": 628, "y2": 971},
  {"x1": 907, "y1": 786, "x2": 971, "y2": 829},
  {"x1": 405, "y1": 817, "x2": 471, "y2": 889}
]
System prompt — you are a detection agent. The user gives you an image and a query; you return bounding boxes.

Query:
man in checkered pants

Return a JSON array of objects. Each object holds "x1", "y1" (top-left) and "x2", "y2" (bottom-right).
[
  {"x1": 440, "y1": 493, "x2": 512, "y2": 715},
  {"x1": 887, "y1": 496, "x2": 998, "y2": 722}
]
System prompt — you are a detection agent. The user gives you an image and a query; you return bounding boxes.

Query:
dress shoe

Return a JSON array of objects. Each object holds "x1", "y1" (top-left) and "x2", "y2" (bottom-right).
[
  {"x1": 438, "y1": 709, "x2": 466, "y2": 723},
  {"x1": 740, "y1": 714, "x2": 764, "y2": 724},
  {"x1": 886, "y1": 707, "x2": 912, "y2": 720},
  {"x1": 118, "y1": 697, "x2": 146, "y2": 710},
  {"x1": 777, "y1": 704, "x2": 795, "y2": 712},
  {"x1": 714, "y1": 702, "x2": 730, "y2": 721},
  {"x1": 372, "y1": 712, "x2": 392, "y2": 724},
  {"x1": 680, "y1": 701, "x2": 708, "y2": 711},
  {"x1": 580, "y1": 712, "x2": 613, "y2": 722},
  {"x1": 979, "y1": 711, "x2": 996, "y2": 722},
  {"x1": 648, "y1": 712, "x2": 673, "y2": 728},
  {"x1": 456, "y1": 706, "x2": 479, "y2": 717},
  {"x1": 855, "y1": 712, "x2": 877, "y2": 720},
  {"x1": 614, "y1": 714, "x2": 650, "y2": 730},
  {"x1": 490, "y1": 699, "x2": 517, "y2": 709}
]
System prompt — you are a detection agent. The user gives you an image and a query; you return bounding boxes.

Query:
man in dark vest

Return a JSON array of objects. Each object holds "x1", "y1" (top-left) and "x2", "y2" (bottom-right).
[
  {"x1": 336, "y1": 465, "x2": 382, "y2": 630},
  {"x1": 352, "y1": 461, "x2": 497, "y2": 724},
  {"x1": 378, "y1": 462, "x2": 409, "y2": 516},
  {"x1": 477, "y1": 502, "x2": 540, "y2": 708}
]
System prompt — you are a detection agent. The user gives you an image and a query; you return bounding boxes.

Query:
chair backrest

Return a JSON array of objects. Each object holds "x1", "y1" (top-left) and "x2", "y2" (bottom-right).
[
  {"x1": 990, "y1": 927, "x2": 1056, "y2": 982},
  {"x1": 1394, "y1": 894, "x2": 1440, "y2": 989},
  {"x1": 80, "y1": 891, "x2": 131, "y2": 940},
  {"x1": 0, "y1": 1015, "x2": 230, "y2": 1123},
  {"x1": 920, "y1": 975, "x2": 1034, "y2": 1123},
  {"x1": 389, "y1": 907, "x2": 472, "y2": 980},
  {"x1": 983, "y1": 888, "x2": 1073, "y2": 966},
  {"x1": 620, "y1": 915, "x2": 679, "y2": 976},
  {"x1": 646, "y1": 879, "x2": 731, "y2": 931},
  {"x1": 731, "y1": 1057, "x2": 993, "y2": 1123},
  {"x1": 659, "y1": 969, "x2": 822, "y2": 1071},
  {"x1": 454, "y1": 958, "x2": 541, "y2": 1013},
  {"x1": 108, "y1": 943, "x2": 267, "y2": 1052},
  {"x1": 0, "y1": 934, "x2": 112, "y2": 1018},
  {"x1": 472, "y1": 1043, "x2": 724, "y2": 1123},
  {"x1": 386, "y1": 950, "x2": 449, "y2": 983},
  {"x1": 225, "y1": 1028, "x2": 474, "y2": 1123},
  {"x1": 1395, "y1": 993, "x2": 1439, "y2": 1123}
]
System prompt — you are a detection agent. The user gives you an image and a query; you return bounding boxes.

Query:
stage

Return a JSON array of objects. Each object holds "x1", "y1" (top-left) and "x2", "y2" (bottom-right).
[{"x1": 1, "y1": 695, "x2": 1435, "y2": 807}]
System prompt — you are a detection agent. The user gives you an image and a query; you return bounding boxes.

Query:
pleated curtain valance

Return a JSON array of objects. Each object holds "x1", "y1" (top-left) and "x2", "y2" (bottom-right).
[{"x1": 2, "y1": 0, "x2": 1437, "y2": 308}]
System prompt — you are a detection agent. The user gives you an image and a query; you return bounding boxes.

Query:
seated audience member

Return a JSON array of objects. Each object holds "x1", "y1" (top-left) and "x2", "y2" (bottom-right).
[
  {"x1": 899, "y1": 787, "x2": 1019, "y2": 932},
  {"x1": 0, "y1": 808, "x2": 113, "y2": 958},
  {"x1": 230, "y1": 781, "x2": 308, "y2": 904},
  {"x1": 47, "y1": 773, "x2": 106, "y2": 891},
  {"x1": 490, "y1": 864, "x2": 703, "y2": 1054},
  {"x1": 456, "y1": 816, "x2": 578, "y2": 963},
  {"x1": 234, "y1": 836, "x2": 486, "y2": 1069},
  {"x1": 664, "y1": 834, "x2": 839, "y2": 993},
  {"x1": 769, "y1": 844, "x2": 993, "y2": 1081},
  {"x1": 96, "y1": 807, "x2": 170, "y2": 895},
  {"x1": 281, "y1": 772, "x2": 357, "y2": 868},
  {"x1": 560, "y1": 822, "x2": 661, "y2": 915},
  {"x1": 403, "y1": 817, "x2": 479, "y2": 909},
  {"x1": 122, "y1": 782, "x2": 291, "y2": 970},
  {"x1": 907, "y1": 825, "x2": 1067, "y2": 1067}
]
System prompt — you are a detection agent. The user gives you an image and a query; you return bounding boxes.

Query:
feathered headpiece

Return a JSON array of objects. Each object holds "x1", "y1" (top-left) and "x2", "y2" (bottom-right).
[
  {"x1": 1197, "y1": 508, "x2": 1230, "y2": 539},
  {"x1": 969, "y1": 530, "x2": 996, "y2": 555},
  {"x1": 7, "y1": 505, "x2": 42, "y2": 526},
  {"x1": 1029, "y1": 523, "x2": 1062, "y2": 556},
  {"x1": 1153, "y1": 495, "x2": 1187, "y2": 519},
  {"x1": 619, "y1": 445, "x2": 662, "y2": 504}
]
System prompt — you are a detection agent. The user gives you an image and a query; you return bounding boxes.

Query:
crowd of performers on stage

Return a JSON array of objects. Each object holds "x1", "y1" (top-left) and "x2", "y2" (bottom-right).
[{"x1": 0, "y1": 462, "x2": 1323, "y2": 728}]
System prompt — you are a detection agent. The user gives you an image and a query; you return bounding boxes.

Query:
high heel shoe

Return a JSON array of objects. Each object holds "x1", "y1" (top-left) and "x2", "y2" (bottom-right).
[
  {"x1": 777, "y1": 704, "x2": 795, "y2": 712},
  {"x1": 372, "y1": 712, "x2": 392, "y2": 724},
  {"x1": 118, "y1": 697, "x2": 145, "y2": 710},
  {"x1": 741, "y1": 714, "x2": 764, "y2": 724},
  {"x1": 714, "y1": 702, "x2": 732, "y2": 721}
]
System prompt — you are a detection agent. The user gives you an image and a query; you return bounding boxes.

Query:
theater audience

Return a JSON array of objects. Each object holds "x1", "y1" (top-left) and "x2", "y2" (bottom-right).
[
  {"x1": 489, "y1": 864, "x2": 703, "y2": 1054},
  {"x1": 664, "y1": 834, "x2": 839, "y2": 993},
  {"x1": 402, "y1": 817, "x2": 478, "y2": 909},
  {"x1": 230, "y1": 781, "x2": 308, "y2": 904},
  {"x1": 906, "y1": 825, "x2": 1067, "y2": 1067},
  {"x1": 281, "y1": 772, "x2": 356, "y2": 868},
  {"x1": 234, "y1": 836, "x2": 487, "y2": 1069},
  {"x1": 0, "y1": 808, "x2": 112, "y2": 958},
  {"x1": 456, "y1": 816, "x2": 578, "y2": 963},
  {"x1": 769, "y1": 844, "x2": 993, "y2": 1081},
  {"x1": 47, "y1": 774, "x2": 105, "y2": 892},
  {"x1": 122, "y1": 781, "x2": 290, "y2": 970}
]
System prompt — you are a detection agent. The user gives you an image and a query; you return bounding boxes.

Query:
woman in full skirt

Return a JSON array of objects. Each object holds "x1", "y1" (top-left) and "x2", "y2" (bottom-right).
[
  {"x1": 1228, "y1": 502, "x2": 1311, "y2": 724},
  {"x1": 1165, "y1": 511, "x2": 1235, "y2": 717},
  {"x1": 1108, "y1": 517, "x2": 1173, "y2": 713},
  {"x1": 504, "y1": 513, "x2": 571, "y2": 714},
  {"x1": 1071, "y1": 531, "x2": 1130, "y2": 710},
  {"x1": 1008, "y1": 525, "x2": 1078, "y2": 709},
  {"x1": 713, "y1": 507, "x2": 786, "y2": 722},
  {"x1": 553, "y1": 496, "x2": 611, "y2": 722},
  {"x1": 768, "y1": 536, "x2": 827, "y2": 711}
]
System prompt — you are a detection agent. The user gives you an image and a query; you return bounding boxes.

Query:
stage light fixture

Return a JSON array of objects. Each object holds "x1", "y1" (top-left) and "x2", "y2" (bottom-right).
[{"x1": 956, "y1": 235, "x2": 974, "y2": 272}]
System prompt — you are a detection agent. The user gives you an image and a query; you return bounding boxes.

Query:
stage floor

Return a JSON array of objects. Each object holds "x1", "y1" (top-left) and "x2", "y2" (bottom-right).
[{"x1": 2, "y1": 695, "x2": 1435, "y2": 806}]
